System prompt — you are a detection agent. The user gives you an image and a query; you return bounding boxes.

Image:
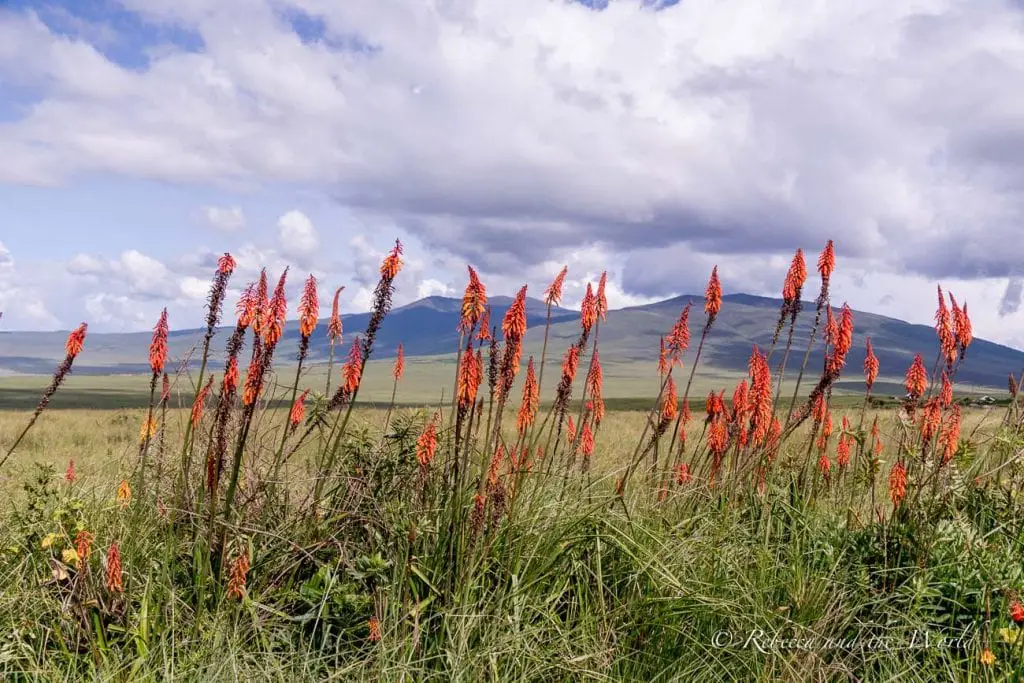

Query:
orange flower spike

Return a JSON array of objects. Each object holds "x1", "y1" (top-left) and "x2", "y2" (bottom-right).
[
  {"x1": 731, "y1": 379, "x2": 749, "y2": 422},
  {"x1": 224, "y1": 357, "x2": 239, "y2": 394},
  {"x1": 704, "y1": 267, "x2": 722, "y2": 319},
  {"x1": 393, "y1": 343, "x2": 405, "y2": 381},
  {"x1": 830, "y1": 303, "x2": 854, "y2": 372},
  {"x1": 818, "y1": 452, "x2": 831, "y2": 479},
  {"x1": 595, "y1": 271, "x2": 609, "y2": 321},
  {"x1": 263, "y1": 269, "x2": 289, "y2": 346},
  {"x1": 864, "y1": 337, "x2": 880, "y2": 391},
  {"x1": 748, "y1": 347, "x2": 773, "y2": 445},
  {"x1": 782, "y1": 248, "x2": 807, "y2": 303},
  {"x1": 328, "y1": 286, "x2": 345, "y2": 343},
  {"x1": 66, "y1": 323, "x2": 88, "y2": 359},
  {"x1": 289, "y1": 389, "x2": 309, "y2": 428},
  {"x1": 116, "y1": 479, "x2": 132, "y2": 508},
  {"x1": 459, "y1": 266, "x2": 487, "y2": 333},
  {"x1": 65, "y1": 459, "x2": 77, "y2": 483},
  {"x1": 675, "y1": 463, "x2": 692, "y2": 485},
  {"x1": 587, "y1": 350, "x2": 605, "y2": 425},
  {"x1": 191, "y1": 375, "x2": 214, "y2": 428},
  {"x1": 457, "y1": 347, "x2": 480, "y2": 408},
  {"x1": 149, "y1": 308, "x2": 169, "y2": 375},
  {"x1": 817, "y1": 239, "x2": 836, "y2": 281},
  {"x1": 940, "y1": 371, "x2": 953, "y2": 407},
  {"x1": 252, "y1": 270, "x2": 269, "y2": 336},
  {"x1": 935, "y1": 285, "x2": 957, "y2": 367},
  {"x1": 940, "y1": 405, "x2": 961, "y2": 464},
  {"x1": 217, "y1": 252, "x2": 236, "y2": 275},
  {"x1": 824, "y1": 306, "x2": 838, "y2": 347},
  {"x1": 368, "y1": 616, "x2": 382, "y2": 643},
  {"x1": 298, "y1": 274, "x2": 319, "y2": 338},
  {"x1": 661, "y1": 376, "x2": 678, "y2": 423},
  {"x1": 1010, "y1": 600, "x2": 1024, "y2": 625},
  {"x1": 658, "y1": 336, "x2": 668, "y2": 375},
  {"x1": 567, "y1": 416, "x2": 577, "y2": 443},
  {"x1": 476, "y1": 307, "x2": 492, "y2": 342},
  {"x1": 666, "y1": 302, "x2": 692, "y2": 362},
  {"x1": 905, "y1": 353, "x2": 928, "y2": 400},
  {"x1": 226, "y1": 551, "x2": 250, "y2": 600},
  {"x1": 380, "y1": 239, "x2": 404, "y2": 279},
  {"x1": 502, "y1": 286, "x2": 528, "y2": 341},
  {"x1": 581, "y1": 422, "x2": 595, "y2": 459},
  {"x1": 545, "y1": 266, "x2": 568, "y2": 306},
  {"x1": 836, "y1": 435, "x2": 851, "y2": 467},
  {"x1": 74, "y1": 529, "x2": 93, "y2": 565},
  {"x1": 104, "y1": 542, "x2": 123, "y2": 593},
  {"x1": 342, "y1": 337, "x2": 363, "y2": 395},
  {"x1": 416, "y1": 417, "x2": 439, "y2": 470},
  {"x1": 517, "y1": 357, "x2": 539, "y2": 434},
  {"x1": 580, "y1": 283, "x2": 597, "y2": 333},
  {"x1": 889, "y1": 461, "x2": 907, "y2": 506},
  {"x1": 959, "y1": 301, "x2": 973, "y2": 352},
  {"x1": 562, "y1": 345, "x2": 580, "y2": 383}
]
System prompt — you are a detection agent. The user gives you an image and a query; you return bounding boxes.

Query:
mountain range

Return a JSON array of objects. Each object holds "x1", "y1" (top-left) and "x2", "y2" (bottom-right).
[{"x1": 1, "y1": 293, "x2": 1021, "y2": 393}]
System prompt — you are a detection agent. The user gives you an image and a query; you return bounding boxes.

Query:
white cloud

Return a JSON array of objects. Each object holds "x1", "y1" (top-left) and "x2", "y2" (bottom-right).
[
  {"x1": 276, "y1": 209, "x2": 319, "y2": 261},
  {"x1": 202, "y1": 205, "x2": 245, "y2": 231},
  {"x1": 66, "y1": 253, "x2": 105, "y2": 276}
]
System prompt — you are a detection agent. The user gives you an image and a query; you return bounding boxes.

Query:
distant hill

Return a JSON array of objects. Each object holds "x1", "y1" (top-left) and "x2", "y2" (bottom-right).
[{"x1": 1, "y1": 293, "x2": 1021, "y2": 392}]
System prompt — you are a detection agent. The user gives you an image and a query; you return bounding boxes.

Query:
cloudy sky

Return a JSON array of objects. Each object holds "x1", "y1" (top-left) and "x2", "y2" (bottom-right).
[{"x1": 1, "y1": 0, "x2": 1024, "y2": 348}]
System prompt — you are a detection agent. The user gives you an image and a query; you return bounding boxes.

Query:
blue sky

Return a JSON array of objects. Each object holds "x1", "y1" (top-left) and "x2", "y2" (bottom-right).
[{"x1": 1, "y1": 0, "x2": 1024, "y2": 349}]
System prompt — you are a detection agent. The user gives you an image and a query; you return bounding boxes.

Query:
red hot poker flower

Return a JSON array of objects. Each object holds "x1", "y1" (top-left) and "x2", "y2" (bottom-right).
[
  {"x1": 905, "y1": 353, "x2": 928, "y2": 400},
  {"x1": 149, "y1": 308, "x2": 169, "y2": 375},
  {"x1": 66, "y1": 323, "x2": 88, "y2": 359},
  {"x1": 393, "y1": 343, "x2": 405, "y2": 381},
  {"x1": 217, "y1": 252, "x2": 236, "y2": 275},
  {"x1": 704, "y1": 267, "x2": 722, "y2": 319},
  {"x1": 545, "y1": 266, "x2": 568, "y2": 306},
  {"x1": 864, "y1": 337, "x2": 879, "y2": 391},
  {"x1": 782, "y1": 249, "x2": 807, "y2": 303},
  {"x1": 289, "y1": 388, "x2": 309, "y2": 428},
  {"x1": 328, "y1": 286, "x2": 344, "y2": 343},
  {"x1": 298, "y1": 274, "x2": 319, "y2": 338},
  {"x1": 459, "y1": 266, "x2": 487, "y2": 334}
]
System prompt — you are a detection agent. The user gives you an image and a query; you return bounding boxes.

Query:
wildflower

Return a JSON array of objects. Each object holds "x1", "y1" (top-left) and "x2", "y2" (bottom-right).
[
  {"x1": 581, "y1": 422, "x2": 595, "y2": 460},
  {"x1": 298, "y1": 274, "x2": 319, "y2": 338},
  {"x1": 342, "y1": 337, "x2": 363, "y2": 395},
  {"x1": 139, "y1": 416, "x2": 157, "y2": 443},
  {"x1": 328, "y1": 286, "x2": 345, "y2": 344},
  {"x1": 116, "y1": 480, "x2": 132, "y2": 508},
  {"x1": 459, "y1": 266, "x2": 487, "y2": 333},
  {"x1": 940, "y1": 371, "x2": 953, "y2": 407},
  {"x1": 457, "y1": 346, "x2": 483, "y2": 408},
  {"x1": 289, "y1": 389, "x2": 309, "y2": 429},
  {"x1": 380, "y1": 239, "x2": 404, "y2": 279},
  {"x1": 74, "y1": 530, "x2": 93, "y2": 565},
  {"x1": 105, "y1": 542, "x2": 123, "y2": 593},
  {"x1": 516, "y1": 357, "x2": 539, "y2": 434},
  {"x1": 226, "y1": 550, "x2": 250, "y2": 600},
  {"x1": 237, "y1": 281, "x2": 259, "y2": 328},
  {"x1": 368, "y1": 616, "x2": 382, "y2": 643},
  {"x1": 263, "y1": 269, "x2": 289, "y2": 347},
  {"x1": 149, "y1": 308, "x2": 169, "y2": 375},
  {"x1": 889, "y1": 461, "x2": 907, "y2": 507},
  {"x1": 748, "y1": 347, "x2": 772, "y2": 446},
  {"x1": 251, "y1": 271, "x2": 269, "y2": 337},
  {"x1": 545, "y1": 266, "x2": 568, "y2": 306},
  {"x1": 1010, "y1": 600, "x2": 1024, "y2": 624},
  {"x1": 658, "y1": 336, "x2": 668, "y2": 375},
  {"x1": 393, "y1": 343, "x2": 405, "y2": 381},
  {"x1": 939, "y1": 405, "x2": 961, "y2": 464},
  {"x1": 920, "y1": 399, "x2": 942, "y2": 441},
  {"x1": 191, "y1": 375, "x2": 214, "y2": 428},
  {"x1": 999, "y1": 627, "x2": 1019, "y2": 645},
  {"x1": 704, "y1": 267, "x2": 722, "y2": 320},
  {"x1": 666, "y1": 302, "x2": 691, "y2": 364},
  {"x1": 476, "y1": 307, "x2": 492, "y2": 342},
  {"x1": 979, "y1": 649, "x2": 995, "y2": 666},
  {"x1": 935, "y1": 286, "x2": 957, "y2": 368},
  {"x1": 827, "y1": 304, "x2": 853, "y2": 374},
  {"x1": 567, "y1": 416, "x2": 577, "y2": 443},
  {"x1": 561, "y1": 345, "x2": 580, "y2": 384},
  {"x1": 864, "y1": 337, "x2": 879, "y2": 391},
  {"x1": 66, "y1": 323, "x2": 88, "y2": 359},
  {"x1": 580, "y1": 283, "x2": 597, "y2": 334},
  {"x1": 217, "y1": 252, "x2": 236, "y2": 275},
  {"x1": 416, "y1": 418, "x2": 439, "y2": 473},
  {"x1": 905, "y1": 353, "x2": 928, "y2": 400},
  {"x1": 661, "y1": 376, "x2": 678, "y2": 424},
  {"x1": 500, "y1": 285, "x2": 529, "y2": 387},
  {"x1": 595, "y1": 272, "x2": 609, "y2": 321},
  {"x1": 818, "y1": 453, "x2": 831, "y2": 479},
  {"x1": 782, "y1": 249, "x2": 807, "y2": 304},
  {"x1": 65, "y1": 460, "x2": 77, "y2": 483},
  {"x1": 675, "y1": 463, "x2": 692, "y2": 485},
  {"x1": 223, "y1": 356, "x2": 239, "y2": 394},
  {"x1": 824, "y1": 306, "x2": 838, "y2": 347},
  {"x1": 817, "y1": 240, "x2": 835, "y2": 281},
  {"x1": 586, "y1": 350, "x2": 604, "y2": 426},
  {"x1": 41, "y1": 533, "x2": 57, "y2": 550},
  {"x1": 62, "y1": 548, "x2": 79, "y2": 567},
  {"x1": 949, "y1": 293, "x2": 973, "y2": 356},
  {"x1": 836, "y1": 434, "x2": 851, "y2": 468},
  {"x1": 706, "y1": 390, "x2": 726, "y2": 421}
]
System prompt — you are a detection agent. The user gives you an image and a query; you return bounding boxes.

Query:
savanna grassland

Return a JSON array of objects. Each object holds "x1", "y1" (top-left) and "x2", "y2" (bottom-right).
[{"x1": 2, "y1": 241, "x2": 1024, "y2": 682}]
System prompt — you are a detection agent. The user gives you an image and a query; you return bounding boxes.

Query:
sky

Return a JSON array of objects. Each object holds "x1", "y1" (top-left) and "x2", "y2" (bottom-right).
[{"x1": 1, "y1": 0, "x2": 1024, "y2": 349}]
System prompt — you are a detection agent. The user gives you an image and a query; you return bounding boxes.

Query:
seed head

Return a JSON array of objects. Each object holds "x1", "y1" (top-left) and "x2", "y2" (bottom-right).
[{"x1": 328, "y1": 286, "x2": 345, "y2": 343}]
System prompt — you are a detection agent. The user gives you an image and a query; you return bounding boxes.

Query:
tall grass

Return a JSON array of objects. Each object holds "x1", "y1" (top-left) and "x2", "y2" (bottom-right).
[{"x1": 1, "y1": 240, "x2": 1024, "y2": 681}]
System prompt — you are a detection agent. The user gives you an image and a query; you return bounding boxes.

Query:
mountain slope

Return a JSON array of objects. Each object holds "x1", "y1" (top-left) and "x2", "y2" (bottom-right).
[{"x1": 1, "y1": 293, "x2": 1020, "y2": 391}]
